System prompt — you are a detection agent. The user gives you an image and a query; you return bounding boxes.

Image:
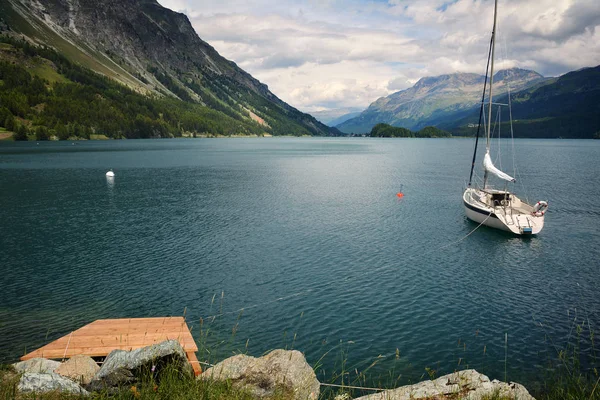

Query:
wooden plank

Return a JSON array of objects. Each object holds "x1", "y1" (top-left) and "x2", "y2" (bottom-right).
[
  {"x1": 26, "y1": 335, "x2": 197, "y2": 352},
  {"x1": 68, "y1": 332, "x2": 195, "y2": 344},
  {"x1": 23, "y1": 339, "x2": 197, "y2": 360},
  {"x1": 24, "y1": 346, "x2": 140, "y2": 359},
  {"x1": 186, "y1": 351, "x2": 202, "y2": 376},
  {"x1": 21, "y1": 317, "x2": 198, "y2": 361},
  {"x1": 74, "y1": 325, "x2": 191, "y2": 335},
  {"x1": 87, "y1": 317, "x2": 185, "y2": 325},
  {"x1": 24, "y1": 344, "x2": 200, "y2": 360},
  {"x1": 25, "y1": 329, "x2": 196, "y2": 345}
]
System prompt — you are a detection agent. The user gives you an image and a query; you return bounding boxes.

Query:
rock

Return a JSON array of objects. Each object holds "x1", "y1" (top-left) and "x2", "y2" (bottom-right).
[
  {"x1": 55, "y1": 355, "x2": 100, "y2": 385},
  {"x1": 353, "y1": 369, "x2": 535, "y2": 400},
  {"x1": 18, "y1": 372, "x2": 89, "y2": 396},
  {"x1": 202, "y1": 354, "x2": 256, "y2": 381},
  {"x1": 202, "y1": 349, "x2": 319, "y2": 400},
  {"x1": 334, "y1": 394, "x2": 352, "y2": 400},
  {"x1": 87, "y1": 339, "x2": 191, "y2": 391},
  {"x1": 13, "y1": 358, "x2": 61, "y2": 374}
]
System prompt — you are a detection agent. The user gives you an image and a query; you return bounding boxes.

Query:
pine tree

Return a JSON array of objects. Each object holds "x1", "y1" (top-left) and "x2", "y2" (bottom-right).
[{"x1": 13, "y1": 124, "x2": 28, "y2": 141}]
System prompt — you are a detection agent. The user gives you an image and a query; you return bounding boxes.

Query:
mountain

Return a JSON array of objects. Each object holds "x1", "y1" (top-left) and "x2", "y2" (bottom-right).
[
  {"x1": 444, "y1": 65, "x2": 600, "y2": 138},
  {"x1": 310, "y1": 108, "x2": 362, "y2": 126},
  {"x1": 0, "y1": 0, "x2": 338, "y2": 137},
  {"x1": 337, "y1": 69, "x2": 547, "y2": 134},
  {"x1": 327, "y1": 111, "x2": 362, "y2": 127}
]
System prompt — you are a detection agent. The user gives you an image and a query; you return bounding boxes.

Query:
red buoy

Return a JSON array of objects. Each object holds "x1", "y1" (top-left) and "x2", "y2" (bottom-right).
[{"x1": 396, "y1": 192, "x2": 404, "y2": 198}]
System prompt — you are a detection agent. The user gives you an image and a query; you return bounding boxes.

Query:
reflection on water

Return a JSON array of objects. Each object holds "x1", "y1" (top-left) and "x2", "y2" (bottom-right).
[
  {"x1": 0, "y1": 138, "x2": 598, "y2": 389},
  {"x1": 106, "y1": 175, "x2": 115, "y2": 187}
]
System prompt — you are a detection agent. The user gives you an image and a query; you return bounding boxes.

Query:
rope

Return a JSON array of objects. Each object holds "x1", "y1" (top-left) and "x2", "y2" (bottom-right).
[
  {"x1": 194, "y1": 359, "x2": 386, "y2": 392},
  {"x1": 438, "y1": 210, "x2": 493, "y2": 250},
  {"x1": 193, "y1": 360, "x2": 392, "y2": 393},
  {"x1": 319, "y1": 382, "x2": 386, "y2": 392}
]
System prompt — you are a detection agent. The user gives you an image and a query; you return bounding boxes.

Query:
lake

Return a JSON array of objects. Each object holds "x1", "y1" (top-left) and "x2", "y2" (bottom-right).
[{"x1": 1, "y1": 138, "x2": 599, "y2": 392}]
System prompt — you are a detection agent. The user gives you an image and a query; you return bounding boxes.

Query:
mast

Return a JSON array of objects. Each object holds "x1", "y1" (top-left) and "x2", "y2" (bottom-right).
[
  {"x1": 467, "y1": 34, "x2": 493, "y2": 187},
  {"x1": 483, "y1": 0, "x2": 498, "y2": 189}
]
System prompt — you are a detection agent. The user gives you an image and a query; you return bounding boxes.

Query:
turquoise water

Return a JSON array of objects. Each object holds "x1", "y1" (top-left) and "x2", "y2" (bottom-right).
[{"x1": 1, "y1": 138, "x2": 599, "y2": 390}]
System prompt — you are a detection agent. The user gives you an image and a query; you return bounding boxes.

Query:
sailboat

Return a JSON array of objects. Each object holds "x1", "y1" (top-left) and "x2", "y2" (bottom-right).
[{"x1": 462, "y1": 0, "x2": 548, "y2": 235}]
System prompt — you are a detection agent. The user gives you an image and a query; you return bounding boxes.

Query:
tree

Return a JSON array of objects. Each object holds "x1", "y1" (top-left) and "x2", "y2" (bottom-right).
[
  {"x1": 13, "y1": 124, "x2": 28, "y2": 141},
  {"x1": 56, "y1": 124, "x2": 69, "y2": 140},
  {"x1": 4, "y1": 115, "x2": 16, "y2": 131},
  {"x1": 0, "y1": 107, "x2": 10, "y2": 126},
  {"x1": 35, "y1": 126, "x2": 49, "y2": 141}
]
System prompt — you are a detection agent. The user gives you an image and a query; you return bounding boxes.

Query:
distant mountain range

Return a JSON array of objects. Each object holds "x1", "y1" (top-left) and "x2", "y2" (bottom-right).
[
  {"x1": 337, "y1": 68, "x2": 547, "y2": 133},
  {"x1": 337, "y1": 67, "x2": 600, "y2": 138},
  {"x1": 0, "y1": 0, "x2": 338, "y2": 137},
  {"x1": 310, "y1": 108, "x2": 363, "y2": 126}
]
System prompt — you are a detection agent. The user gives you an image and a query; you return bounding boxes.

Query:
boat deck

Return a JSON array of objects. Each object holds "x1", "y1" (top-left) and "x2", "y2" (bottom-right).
[{"x1": 20, "y1": 317, "x2": 201, "y2": 376}]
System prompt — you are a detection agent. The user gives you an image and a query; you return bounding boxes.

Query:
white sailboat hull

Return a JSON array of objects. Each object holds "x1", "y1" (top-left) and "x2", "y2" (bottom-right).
[{"x1": 463, "y1": 187, "x2": 545, "y2": 235}]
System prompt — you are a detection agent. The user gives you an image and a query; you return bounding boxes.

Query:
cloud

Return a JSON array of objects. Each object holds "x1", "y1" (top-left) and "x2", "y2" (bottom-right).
[{"x1": 157, "y1": 0, "x2": 600, "y2": 112}]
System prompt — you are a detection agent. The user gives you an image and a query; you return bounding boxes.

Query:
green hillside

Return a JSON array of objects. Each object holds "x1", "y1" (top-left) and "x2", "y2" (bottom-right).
[
  {"x1": 0, "y1": 0, "x2": 337, "y2": 139},
  {"x1": 369, "y1": 123, "x2": 451, "y2": 138},
  {"x1": 0, "y1": 36, "x2": 274, "y2": 139},
  {"x1": 445, "y1": 66, "x2": 600, "y2": 138}
]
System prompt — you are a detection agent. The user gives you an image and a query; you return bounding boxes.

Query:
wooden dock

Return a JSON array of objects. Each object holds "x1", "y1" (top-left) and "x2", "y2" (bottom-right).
[{"x1": 21, "y1": 317, "x2": 201, "y2": 376}]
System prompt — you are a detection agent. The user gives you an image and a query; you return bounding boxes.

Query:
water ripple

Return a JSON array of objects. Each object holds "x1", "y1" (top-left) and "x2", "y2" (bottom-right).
[{"x1": 1, "y1": 138, "x2": 599, "y2": 388}]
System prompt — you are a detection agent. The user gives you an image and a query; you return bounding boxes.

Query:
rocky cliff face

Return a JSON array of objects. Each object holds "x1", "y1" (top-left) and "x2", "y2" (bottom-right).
[
  {"x1": 337, "y1": 69, "x2": 547, "y2": 133},
  {"x1": 3, "y1": 0, "x2": 335, "y2": 135}
]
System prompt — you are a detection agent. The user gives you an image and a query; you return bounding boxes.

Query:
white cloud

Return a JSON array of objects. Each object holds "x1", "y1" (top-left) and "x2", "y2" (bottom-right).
[{"x1": 157, "y1": 0, "x2": 600, "y2": 112}]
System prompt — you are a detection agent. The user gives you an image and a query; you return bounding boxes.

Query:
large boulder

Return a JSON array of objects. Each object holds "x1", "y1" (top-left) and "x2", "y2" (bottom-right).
[
  {"x1": 202, "y1": 349, "x2": 319, "y2": 400},
  {"x1": 13, "y1": 358, "x2": 61, "y2": 374},
  {"x1": 18, "y1": 372, "x2": 89, "y2": 396},
  {"x1": 55, "y1": 355, "x2": 100, "y2": 385},
  {"x1": 87, "y1": 339, "x2": 192, "y2": 391},
  {"x1": 353, "y1": 369, "x2": 534, "y2": 400}
]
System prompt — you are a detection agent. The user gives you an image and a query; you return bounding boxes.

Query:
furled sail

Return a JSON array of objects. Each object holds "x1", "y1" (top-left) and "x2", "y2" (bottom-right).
[{"x1": 483, "y1": 152, "x2": 515, "y2": 182}]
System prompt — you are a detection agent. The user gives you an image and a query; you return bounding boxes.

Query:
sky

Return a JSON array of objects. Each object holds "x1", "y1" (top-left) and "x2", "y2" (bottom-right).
[{"x1": 156, "y1": 0, "x2": 600, "y2": 113}]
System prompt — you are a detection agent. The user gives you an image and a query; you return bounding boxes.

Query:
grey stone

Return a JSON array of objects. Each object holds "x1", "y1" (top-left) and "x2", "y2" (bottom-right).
[
  {"x1": 202, "y1": 349, "x2": 319, "y2": 400},
  {"x1": 354, "y1": 369, "x2": 535, "y2": 400},
  {"x1": 18, "y1": 372, "x2": 89, "y2": 396},
  {"x1": 87, "y1": 339, "x2": 191, "y2": 391},
  {"x1": 13, "y1": 358, "x2": 61, "y2": 374},
  {"x1": 55, "y1": 355, "x2": 100, "y2": 385},
  {"x1": 202, "y1": 354, "x2": 255, "y2": 381}
]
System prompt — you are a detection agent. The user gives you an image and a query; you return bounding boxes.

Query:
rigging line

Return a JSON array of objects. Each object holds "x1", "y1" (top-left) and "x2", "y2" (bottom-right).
[
  {"x1": 479, "y1": 101, "x2": 509, "y2": 106},
  {"x1": 506, "y1": 67, "x2": 517, "y2": 180},
  {"x1": 468, "y1": 30, "x2": 494, "y2": 187},
  {"x1": 438, "y1": 211, "x2": 493, "y2": 250},
  {"x1": 496, "y1": 105, "x2": 502, "y2": 171}
]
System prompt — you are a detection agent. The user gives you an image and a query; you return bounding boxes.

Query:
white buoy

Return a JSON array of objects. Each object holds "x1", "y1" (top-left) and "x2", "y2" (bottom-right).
[{"x1": 106, "y1": 170, "x2": 115, "y2": 177}]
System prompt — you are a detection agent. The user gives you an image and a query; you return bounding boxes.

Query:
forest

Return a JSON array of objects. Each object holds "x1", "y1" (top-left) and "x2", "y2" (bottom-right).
[
  {"x1": 0, "y1": 36, "x2": 313, "y2": 140},
  {"x1": 369, "y1": 123, "x2": 452, "y2": 138}
]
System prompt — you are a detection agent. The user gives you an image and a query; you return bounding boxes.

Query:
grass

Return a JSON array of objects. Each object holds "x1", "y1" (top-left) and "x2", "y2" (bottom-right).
[
  {"x1": 0, "y1": 362, "x2": 290, "y2": 400},
  {"x1": 532, "y1": 308, "x2": 600, "y2": 400},
  {"x1": 89, "y1": 134, "x2": 110, "y2": 140},
  {"x1": 1, "y1": 298, "x2": 598, "y2": 400},
  {"x1": 28, "y1": 61, "x2": 68, "y2": 84},
  {"x1": 0, "y1": 128, "x2": 13, "y2": 140}
]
